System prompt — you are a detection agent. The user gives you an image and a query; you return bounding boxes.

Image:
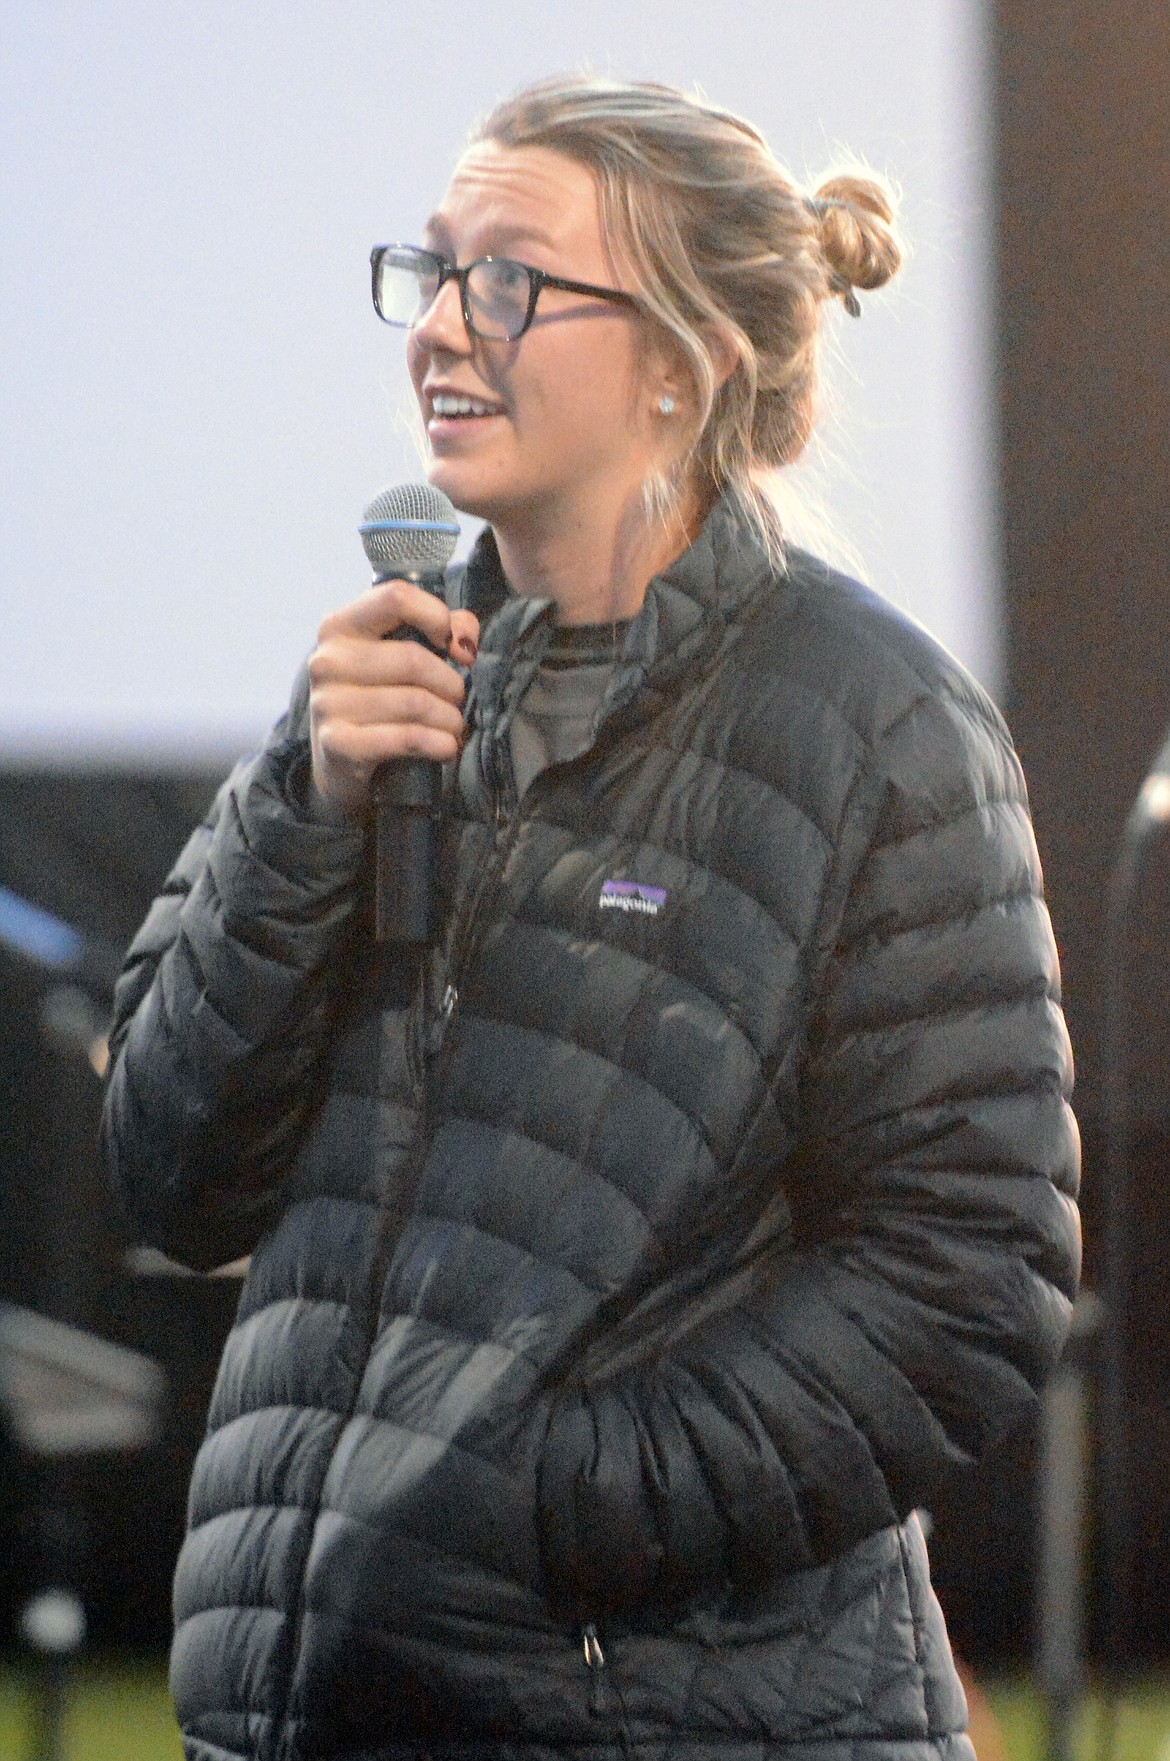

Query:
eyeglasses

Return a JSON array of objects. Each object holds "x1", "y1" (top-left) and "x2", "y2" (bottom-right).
[{"x1": 370, "y1": 243, "x2": 642, "y2": 343}]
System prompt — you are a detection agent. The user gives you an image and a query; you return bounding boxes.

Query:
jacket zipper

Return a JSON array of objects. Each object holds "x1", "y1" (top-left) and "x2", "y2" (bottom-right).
[
  {"x1": 423, "y1": 719, "x2": 526, "y2": 1069},
  {"x1": 272, "y1": 800, "x2": 520, "y2": 1757},
  {"x1": 271, "y1": 962, "x2": 441, "y2": 1761},
  {"x1": 582, "y1": 1621, "x2": 608, "y2": 1715},
  {"x1": 426, "y1": 980, "x2": 459, "y2": 1057},
  {"x1": 582, "y1": 1622, "x2": 633, "y2": 1755}
]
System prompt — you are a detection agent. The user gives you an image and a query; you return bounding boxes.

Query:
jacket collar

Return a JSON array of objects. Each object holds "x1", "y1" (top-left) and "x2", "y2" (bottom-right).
[
  {"x1": 456, "y1": 493, "x2": 776, "y2": 691},
  {"x1": 452, "y1": 497, "x2": 779, "y2": 809}
]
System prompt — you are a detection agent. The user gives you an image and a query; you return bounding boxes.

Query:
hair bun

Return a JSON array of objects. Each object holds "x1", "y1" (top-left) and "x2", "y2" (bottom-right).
[{"x1": 811, "y1": 173, "x2": 903, "y2": 302}]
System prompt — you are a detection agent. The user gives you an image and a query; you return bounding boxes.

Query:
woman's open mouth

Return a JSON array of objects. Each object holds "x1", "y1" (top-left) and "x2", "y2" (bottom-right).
[{"x1": 430, "y1": 393, "x2": 505, "y2": 420}]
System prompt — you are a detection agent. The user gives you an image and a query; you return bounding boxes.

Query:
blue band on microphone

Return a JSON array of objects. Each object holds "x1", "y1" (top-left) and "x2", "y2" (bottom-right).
[{"x1": 359, "y1": 519, "x2": 460, "y2": 536}]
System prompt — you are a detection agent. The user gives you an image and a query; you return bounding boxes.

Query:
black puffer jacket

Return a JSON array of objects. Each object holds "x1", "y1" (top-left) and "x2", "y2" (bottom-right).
[{"x1": 103, "y1": 501, "x2": 1080, "y2": 1761}]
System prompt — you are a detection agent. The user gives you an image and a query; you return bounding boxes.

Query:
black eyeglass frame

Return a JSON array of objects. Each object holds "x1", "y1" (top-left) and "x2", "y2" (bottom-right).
[{"x1": 370, "y1": 243, "x2": 643, "y2": 342}]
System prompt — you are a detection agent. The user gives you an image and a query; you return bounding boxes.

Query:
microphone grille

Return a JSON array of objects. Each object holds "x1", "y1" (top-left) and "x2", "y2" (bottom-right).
[{"x1": 360, "y1": 482, "x2": 460, "y2": 575}]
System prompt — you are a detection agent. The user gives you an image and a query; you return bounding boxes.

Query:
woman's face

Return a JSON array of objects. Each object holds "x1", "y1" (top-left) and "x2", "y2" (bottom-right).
[{"x1": 407, "y1": 141, "x2": 678, "y2": 543}]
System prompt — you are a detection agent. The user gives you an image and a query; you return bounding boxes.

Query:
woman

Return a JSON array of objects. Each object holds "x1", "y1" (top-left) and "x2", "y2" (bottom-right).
[{"x1": 103, "y1": 76, "x2": 1080, "y2": 1761}]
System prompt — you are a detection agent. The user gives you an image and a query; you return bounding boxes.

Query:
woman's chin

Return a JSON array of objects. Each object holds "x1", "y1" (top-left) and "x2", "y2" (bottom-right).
[{"x1": 425, "y1": 458, "x2": 512, "y2": 525}]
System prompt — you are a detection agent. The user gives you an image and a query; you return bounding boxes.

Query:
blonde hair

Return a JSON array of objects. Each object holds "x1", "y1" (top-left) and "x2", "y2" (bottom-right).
[{"x1": 474, "y1": 75, "x2": 903, "y2": 557}]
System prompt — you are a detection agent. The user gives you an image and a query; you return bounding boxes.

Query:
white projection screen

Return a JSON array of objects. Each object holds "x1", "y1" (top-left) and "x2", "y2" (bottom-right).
[{"x1": 1, "y1": 1, "x2": 999, "y2": 766}]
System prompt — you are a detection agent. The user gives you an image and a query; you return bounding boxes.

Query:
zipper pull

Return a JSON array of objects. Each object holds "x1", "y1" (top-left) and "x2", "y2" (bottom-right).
[
  {"x1": 582, "y1": 1622, "x2": 606, "y2": 1715},
  {"x1": 426, "y1": 982, "x2": 458, "y2": 1058}
]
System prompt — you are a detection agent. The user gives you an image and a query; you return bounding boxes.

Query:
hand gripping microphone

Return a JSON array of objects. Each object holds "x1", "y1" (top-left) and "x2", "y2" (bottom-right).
[{"x1": 358, "y1": 483, "x2": 460, "y2": 944}]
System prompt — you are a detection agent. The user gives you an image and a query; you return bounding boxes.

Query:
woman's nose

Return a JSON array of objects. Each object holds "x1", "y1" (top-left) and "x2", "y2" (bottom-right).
[{"x1": 414, "y1": 274, "x2": 470, "y2": 353}]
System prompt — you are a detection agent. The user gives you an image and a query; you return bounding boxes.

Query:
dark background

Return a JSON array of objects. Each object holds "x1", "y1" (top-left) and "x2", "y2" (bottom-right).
[
  {"x1": 3, "y1": 0, "x2": 1170, "y2": 1668},
  {"x1": 987, "y1": 0, "x2": 1170, "y2": 1664}
]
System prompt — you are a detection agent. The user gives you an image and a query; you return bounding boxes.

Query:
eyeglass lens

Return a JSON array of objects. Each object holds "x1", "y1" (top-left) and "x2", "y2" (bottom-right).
[{"x1": 375, "y1": 250, "x2": 532, "y2": 341}]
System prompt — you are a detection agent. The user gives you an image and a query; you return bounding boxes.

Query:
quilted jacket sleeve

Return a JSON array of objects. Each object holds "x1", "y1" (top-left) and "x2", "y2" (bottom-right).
[
  {"x1": 537, "y1": 678, "x2": 1081, "y2": 1618},
  {"x1": 101, "y1": 671, "x2": 368, "y2": 1270}
]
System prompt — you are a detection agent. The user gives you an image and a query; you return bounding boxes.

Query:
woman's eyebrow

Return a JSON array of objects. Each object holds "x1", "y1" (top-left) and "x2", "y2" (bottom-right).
[
  {"x1": 482, "y1": 223, "x2": 559, "y2": 252},
  {"x1": 421, "y1": 216, "x2": 560, "y2": 257}
]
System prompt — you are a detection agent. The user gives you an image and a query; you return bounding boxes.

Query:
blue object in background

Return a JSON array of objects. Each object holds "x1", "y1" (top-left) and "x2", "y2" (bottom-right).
[{"x1": 0, "y1": 883, "x2": 85, "y2": 972}]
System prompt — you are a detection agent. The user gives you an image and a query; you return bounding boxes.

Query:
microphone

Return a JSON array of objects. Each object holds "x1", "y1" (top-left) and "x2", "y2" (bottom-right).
[{"x1": 358, "y1": 483, "x2": 460, "y2": 944}]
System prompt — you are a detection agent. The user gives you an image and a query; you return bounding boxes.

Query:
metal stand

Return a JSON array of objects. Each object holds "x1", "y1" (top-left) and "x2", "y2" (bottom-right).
[
  {"x1": 1037, "y1": 1294, "x2": 1101, "y2": 1761},
  {"x1": 1100, "y1": 754, "x2": 1170, "y2": 1685},
  {"x1": 19, "y1": 1590, "x2": 87, "y2": 1761}
]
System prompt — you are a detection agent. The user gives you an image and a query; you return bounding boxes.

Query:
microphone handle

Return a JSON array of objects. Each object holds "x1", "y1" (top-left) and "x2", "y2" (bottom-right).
[{"x1": 372, "y1": 566, "x2": 447, "y2": 945}]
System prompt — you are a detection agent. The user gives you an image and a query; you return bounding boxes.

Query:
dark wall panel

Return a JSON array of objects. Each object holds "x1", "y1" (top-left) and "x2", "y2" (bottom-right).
[{"x1": 979, "y1": 0, "x2": 1170, "y2": 1664}]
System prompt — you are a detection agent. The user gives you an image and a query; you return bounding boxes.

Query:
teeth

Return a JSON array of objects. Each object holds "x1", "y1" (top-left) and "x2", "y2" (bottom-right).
[{"x1": 432, "y1": 393, "x2": 498, "y2": 417}]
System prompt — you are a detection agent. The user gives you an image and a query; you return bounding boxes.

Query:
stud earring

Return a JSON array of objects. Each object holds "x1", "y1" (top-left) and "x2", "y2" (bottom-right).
[{"x1": 658, "y1": 395, "x2": 676, "y2": 416}]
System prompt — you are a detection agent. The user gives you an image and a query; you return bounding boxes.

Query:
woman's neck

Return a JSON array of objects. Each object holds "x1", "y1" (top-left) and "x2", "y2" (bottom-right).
[{"x1": 493, "y1": 480, "x2": 706, "y2": 626}]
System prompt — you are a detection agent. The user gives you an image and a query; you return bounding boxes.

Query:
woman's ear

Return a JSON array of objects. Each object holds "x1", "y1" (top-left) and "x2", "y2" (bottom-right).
[
  {"x1": 651, "y1": 323, "x2": 739, "y2": 421},
  {"x1": 706, "y1": 322, "x2": 740, "y2": 393},
  {"x1": 641, "y1": 324, "x2": 738, "y2": 437},
  {"x1": 640, "y1": 329, "x2": 693, "y2": 422}
]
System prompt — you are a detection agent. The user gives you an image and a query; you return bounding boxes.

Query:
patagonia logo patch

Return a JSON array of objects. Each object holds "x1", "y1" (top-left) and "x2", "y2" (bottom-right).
[{"x1": 599, "y1": 879, "x2": 668, "y2": 917}]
